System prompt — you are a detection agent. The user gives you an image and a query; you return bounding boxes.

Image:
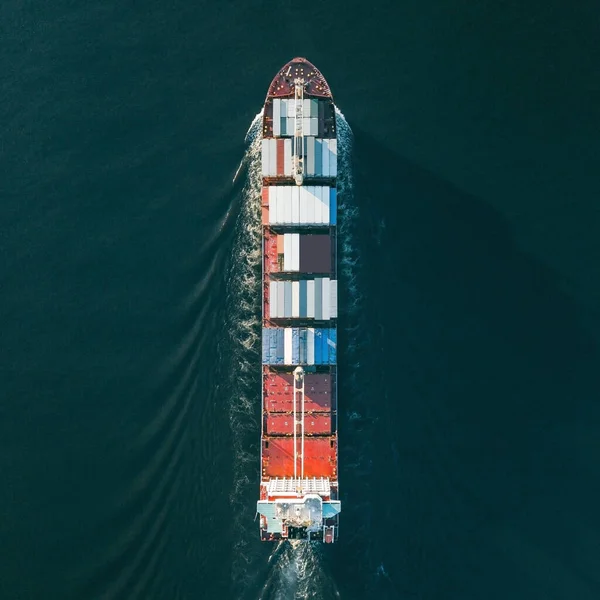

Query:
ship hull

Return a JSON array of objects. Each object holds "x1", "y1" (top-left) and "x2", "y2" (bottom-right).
[{"x1": 257, "y1": 58, "x2": 340, "y2": 543}]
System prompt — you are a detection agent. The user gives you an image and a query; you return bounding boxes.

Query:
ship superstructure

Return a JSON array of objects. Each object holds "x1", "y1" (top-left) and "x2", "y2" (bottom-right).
[{"x1": 257, "y1": 58, "x2": 340, "y2": 543}]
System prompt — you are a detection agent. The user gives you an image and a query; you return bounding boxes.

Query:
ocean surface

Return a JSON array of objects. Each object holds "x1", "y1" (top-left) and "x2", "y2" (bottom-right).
[{"x1": 1, "y1": 1, "x2": 599, "y2": 599}]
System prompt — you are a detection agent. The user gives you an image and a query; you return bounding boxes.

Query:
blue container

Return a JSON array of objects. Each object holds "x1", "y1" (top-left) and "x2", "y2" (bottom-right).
[
  {"x1": 271, "y1": 329, "x2": 278, "y2": 364},
  {"x1": 292, "y1": 328, "x2": 299, "y2": 364},
  {"x1": 329, "y1": 328, "x2": 337, "y2": 364},
  {"x1": 299, "y1": 328, "x2": 307, "y2": 363},
  {"x1": 276, "y1": 329, "x2": 284, "y2": 364},
  {"x1": 299, "y1": 280, "x2": 307, "y2": 317},
  {"x1": 315, "y1": 329, "x2": 322, "y2": 364},
  {"x1": 273, "y1": 329, "x2": 280, "y2": 365},
  {"x1": 330, "y1": 188, "x2": 337, "y2": 225},
  {"x1": 262, "y1": 328, "x2": 269, "y2": 363},
  {"x1": 272, "y1": 329, "x2": 278, "y2": 364},
  {"x1": 311, "y1": 98, "x2": 318, "y2": 118},
  {"x1": 315, "y1": 140, "x2": 323, "y2": 177}
]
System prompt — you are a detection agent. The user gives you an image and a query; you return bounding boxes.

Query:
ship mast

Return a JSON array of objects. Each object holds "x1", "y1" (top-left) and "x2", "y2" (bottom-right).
[{"x1": 292, "y1": 79, "x2": 305, "y2": 186}]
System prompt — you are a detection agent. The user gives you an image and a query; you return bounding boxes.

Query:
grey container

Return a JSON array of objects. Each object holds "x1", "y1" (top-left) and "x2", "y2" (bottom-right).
[
  {"x1": 299, "y1": 280, "x2": 308, "y2": 317},
  {"x1": 311, "y1": 99, "x2": 319, "y2": 118},
  {"x1": 284, "y1": 281, "x2": 293, "y2": 317},
  {"x1": 277, "y1": 282, "x2": 285, "y2": 317},
  {"x1": 306, "y1": 137, "x2": 315, "y2": 176},
  {"x1": 314, "y1": 277, "x2": 323, "y2": 319},
  {"x1": 299, "y1": 234, "x2": 332, "y2": 273},
  {"x1": 315, "y1": 140, "x2": 323, "y2": 176}
]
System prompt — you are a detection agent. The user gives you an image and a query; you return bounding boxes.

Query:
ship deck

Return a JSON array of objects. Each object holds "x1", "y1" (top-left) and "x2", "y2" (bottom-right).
[
  {"x1": 261, "y1": 437, "x2": 337, "y2": 479},
  {"x1": 266, "y1": 413, "x2": 331, "y2": 435},
  {"x1": 266, "y1": 57, "x2": 332, "y2": 99},
  {"x1": 264, "y1": 371, "x2": 336, "y2": 413},
  {"x1": 261, "y1": 368, "x2": 338, "y2": 481}
]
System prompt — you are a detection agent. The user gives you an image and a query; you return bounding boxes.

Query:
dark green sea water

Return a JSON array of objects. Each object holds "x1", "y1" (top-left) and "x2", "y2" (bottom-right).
[{"x1": 1, "y1": 1, "x2": 599, "y2": 598}]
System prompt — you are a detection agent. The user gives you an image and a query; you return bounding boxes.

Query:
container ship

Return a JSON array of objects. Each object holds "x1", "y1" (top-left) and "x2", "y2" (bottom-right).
[{"x1": 257, "y1": 58, "x2": 340, "y2": 543}]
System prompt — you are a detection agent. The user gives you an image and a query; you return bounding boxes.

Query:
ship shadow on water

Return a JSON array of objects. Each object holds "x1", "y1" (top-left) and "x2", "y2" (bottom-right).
[
  {"x1": 331, "y1": 129, "x2": 599, "y2": 599},
  {"x1": 230, "y1": 123, "x2": 598, "y2": 600}
]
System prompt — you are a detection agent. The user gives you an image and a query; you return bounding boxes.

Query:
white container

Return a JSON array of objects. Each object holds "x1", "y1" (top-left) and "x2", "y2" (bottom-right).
[
  {"x1": 277, "y1": 281, "x2": 285, "y2": 316},
  {"x1": 291, "y1": 186, "x2": 300, "y2": 224},
  {"x1": 262, "y1": 139, "x2": 270, "y2": 176},
  {"x1": 307, "y1": 327, "x2": 315, "y2": 365},
  {"x1": 284, "y1": 328, "x2": 293, "y2": 365},
  {"x1": 330, "y1": 279, "x2": 338, "y2": 318},
  {"x1": 329, "y1": 138, "x2": 337, "y2": 176},
  {"x1": 321, "y1": 185, "x2": 330, "y2": 224},
  {"x1": 322, "y1": 277, "x2": 330, "y2": 320},
  {"x1": 292, "y1": 281, "x2": 300, "y2": 318}
]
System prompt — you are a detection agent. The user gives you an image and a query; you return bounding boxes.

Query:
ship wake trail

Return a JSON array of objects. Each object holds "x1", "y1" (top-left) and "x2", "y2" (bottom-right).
[
  {"x1": 257, "y1": 542, "x2": 340, "y2": 600},
  {"x1": 335, "y1": 108, "x2": 367, "y2": 426},
  {"x1": 335, "y1": 107, "x2": 368, "y2": 430},
  {"x1": 222, "y1": 112, "x2": 268, "y2": 596},
  {"x1": 335, "y1": 107, "x2": 362, "y2": 331}
]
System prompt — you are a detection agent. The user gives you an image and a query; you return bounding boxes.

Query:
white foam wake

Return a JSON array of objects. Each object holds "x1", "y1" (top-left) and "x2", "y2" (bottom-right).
[
  {"x1": 222, "y1": 117, "x2": 264, "y2": 594},
  {"x1": 258, "y1": 542, "x2": 340, "y2": 600}
]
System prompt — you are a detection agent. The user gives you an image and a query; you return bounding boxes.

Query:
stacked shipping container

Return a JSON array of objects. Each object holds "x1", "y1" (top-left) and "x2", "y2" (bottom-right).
[
  {"x1": 272, "y1": 98, "x2": 325, "y2": 137},
  {"x1": 261, "y1": 138, "x2": 337, "y2": 178},
  {"x1": 263, "y1": 186, "x2": 337, "y2": 225},
  {"x1": 263, "y1": 233, "x2": 333, "y2": 273},
  {"x1": 262, "y1": 327, "x2": 337, "y2": 365},
  {"x1": 269, "y1": 278, "x2": 338, "y2": 320}
]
